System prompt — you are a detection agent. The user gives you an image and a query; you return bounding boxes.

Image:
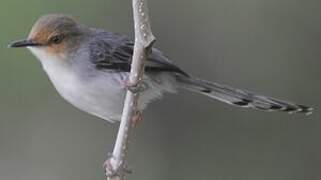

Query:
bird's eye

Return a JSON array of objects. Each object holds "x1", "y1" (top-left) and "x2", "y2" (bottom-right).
[{"x1": 50, "y1": 35, "x2": 64, "y2": 44}]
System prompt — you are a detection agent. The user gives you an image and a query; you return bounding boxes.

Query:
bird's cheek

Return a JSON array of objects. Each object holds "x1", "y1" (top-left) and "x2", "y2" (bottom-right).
[{"x1": 45, "y1": 43, "x2": 66, "y2": 56}]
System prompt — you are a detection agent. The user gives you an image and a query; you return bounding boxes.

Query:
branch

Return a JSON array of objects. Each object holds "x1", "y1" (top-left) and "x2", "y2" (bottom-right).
[{"x1": 105, "y1": 0, "x2": 155, "y2": 179}]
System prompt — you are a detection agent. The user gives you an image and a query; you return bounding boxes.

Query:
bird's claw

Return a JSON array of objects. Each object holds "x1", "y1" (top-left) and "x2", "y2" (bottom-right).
[
  {"x1": 125, "y1": 81, "x2": 140, "y2": 93},
  {"x1": 123, "y1": 79, "x2": 147, "y2": 93}
]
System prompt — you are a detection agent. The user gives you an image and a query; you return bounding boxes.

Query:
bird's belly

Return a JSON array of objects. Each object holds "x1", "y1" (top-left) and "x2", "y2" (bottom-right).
[
  {"x1": 31, "y1": 48, "x2": 172, "y2": 122},
  {"x1": 48, "y1": 71, "x2": 126, "y2": 122},
  {"x1": 43, "y1": 61, "x2": 176, "y2": 122}
]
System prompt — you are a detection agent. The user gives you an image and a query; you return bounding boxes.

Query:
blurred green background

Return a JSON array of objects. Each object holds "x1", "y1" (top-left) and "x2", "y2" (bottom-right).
[{"x1": 1, "y1": 0, "x2": 320, "y2": 180}]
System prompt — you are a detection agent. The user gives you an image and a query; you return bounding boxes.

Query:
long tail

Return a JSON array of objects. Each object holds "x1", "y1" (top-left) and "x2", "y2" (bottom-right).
[{"x1": 176, "y1": 76, "x2": 313, "y2": 115}]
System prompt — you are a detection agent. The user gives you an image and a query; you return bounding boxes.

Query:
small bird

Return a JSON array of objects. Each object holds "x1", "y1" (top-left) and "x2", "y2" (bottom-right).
[{"x1": 9, "y1": 14, "x2": 313, "y2": 122}]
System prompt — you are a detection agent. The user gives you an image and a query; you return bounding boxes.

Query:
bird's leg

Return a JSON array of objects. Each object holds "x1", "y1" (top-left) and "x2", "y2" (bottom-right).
[{"x1": 132, "y1": 110, "x2": 143, "y2": 127}]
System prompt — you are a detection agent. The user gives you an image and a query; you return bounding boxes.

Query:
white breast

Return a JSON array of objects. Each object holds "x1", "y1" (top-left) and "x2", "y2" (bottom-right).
[
  {"x1": 28, "y1": 47, "x2": 177, "y2": 122},
  {"x1": 29, "y1": 48, "x2": 79, "y2": 99},
  {"x1": 28, "y1": 47, "x2": 127, "y2": 122}
]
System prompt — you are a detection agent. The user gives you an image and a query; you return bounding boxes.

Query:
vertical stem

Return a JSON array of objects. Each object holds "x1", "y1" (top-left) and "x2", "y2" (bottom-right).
[{"x1": 105, "y1": 0, "x2": 155, "y2": 179}]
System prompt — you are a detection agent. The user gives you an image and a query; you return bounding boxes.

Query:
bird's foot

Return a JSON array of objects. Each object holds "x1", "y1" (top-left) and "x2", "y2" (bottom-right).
[
  {"x1": 123, "y1": 80, "x2": 140, "y2": 93},
  {"x1": 122, "y1": 79, "x2": 147, "y2": 93}
]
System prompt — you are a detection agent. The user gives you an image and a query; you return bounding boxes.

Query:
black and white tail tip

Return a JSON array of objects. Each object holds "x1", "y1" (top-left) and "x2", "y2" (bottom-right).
[{"x1": 231, "y1": 98, "x2": 314, "y2": 116}]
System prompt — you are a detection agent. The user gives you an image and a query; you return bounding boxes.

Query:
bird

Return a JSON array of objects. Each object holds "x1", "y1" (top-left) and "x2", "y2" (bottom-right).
[{"x1": 9, "y1": 14, "x2": 313, "y2": 122}]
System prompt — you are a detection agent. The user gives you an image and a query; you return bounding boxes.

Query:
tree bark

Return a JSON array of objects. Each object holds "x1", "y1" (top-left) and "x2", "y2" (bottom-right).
[{"x1": 105, "y1": 0, "x2": 155, "y2": 179}]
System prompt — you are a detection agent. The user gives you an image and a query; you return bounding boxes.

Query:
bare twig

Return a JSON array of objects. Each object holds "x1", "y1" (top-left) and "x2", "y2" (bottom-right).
[{"x1": 105, "y1": 0, "x2": 155, "y2": 179}]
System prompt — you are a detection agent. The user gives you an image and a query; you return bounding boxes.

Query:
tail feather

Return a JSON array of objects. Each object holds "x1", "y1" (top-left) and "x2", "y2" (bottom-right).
[{"x1": 176, "y1": 76, "x2": 313, "y2": 115}]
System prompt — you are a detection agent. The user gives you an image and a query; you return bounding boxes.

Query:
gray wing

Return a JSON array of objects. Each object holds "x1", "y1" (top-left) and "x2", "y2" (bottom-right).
[{"x1": 89, "y1": 31, "x2": 189, "y2": 76}]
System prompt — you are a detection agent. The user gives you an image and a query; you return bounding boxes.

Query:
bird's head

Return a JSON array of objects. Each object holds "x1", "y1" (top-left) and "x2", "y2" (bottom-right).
[{"x1": 9, "y1": 14, "x2": 85, "y2": 60}]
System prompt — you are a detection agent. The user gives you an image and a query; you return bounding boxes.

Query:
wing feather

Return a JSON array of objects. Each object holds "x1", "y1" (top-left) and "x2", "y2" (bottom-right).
[{"x1": 89, "y1": 31, "x2": 189, "y2": 76}]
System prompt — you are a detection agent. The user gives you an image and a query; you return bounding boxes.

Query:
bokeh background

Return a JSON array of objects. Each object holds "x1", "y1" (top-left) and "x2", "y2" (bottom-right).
[{"x1": 1, "y1": 0, "x2": 320, "y2": 180}]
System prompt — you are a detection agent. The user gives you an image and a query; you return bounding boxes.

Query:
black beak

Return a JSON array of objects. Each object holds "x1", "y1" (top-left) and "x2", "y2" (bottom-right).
[{"x1": 8, "y1": 39, "x2": 41, "y2": 48}]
